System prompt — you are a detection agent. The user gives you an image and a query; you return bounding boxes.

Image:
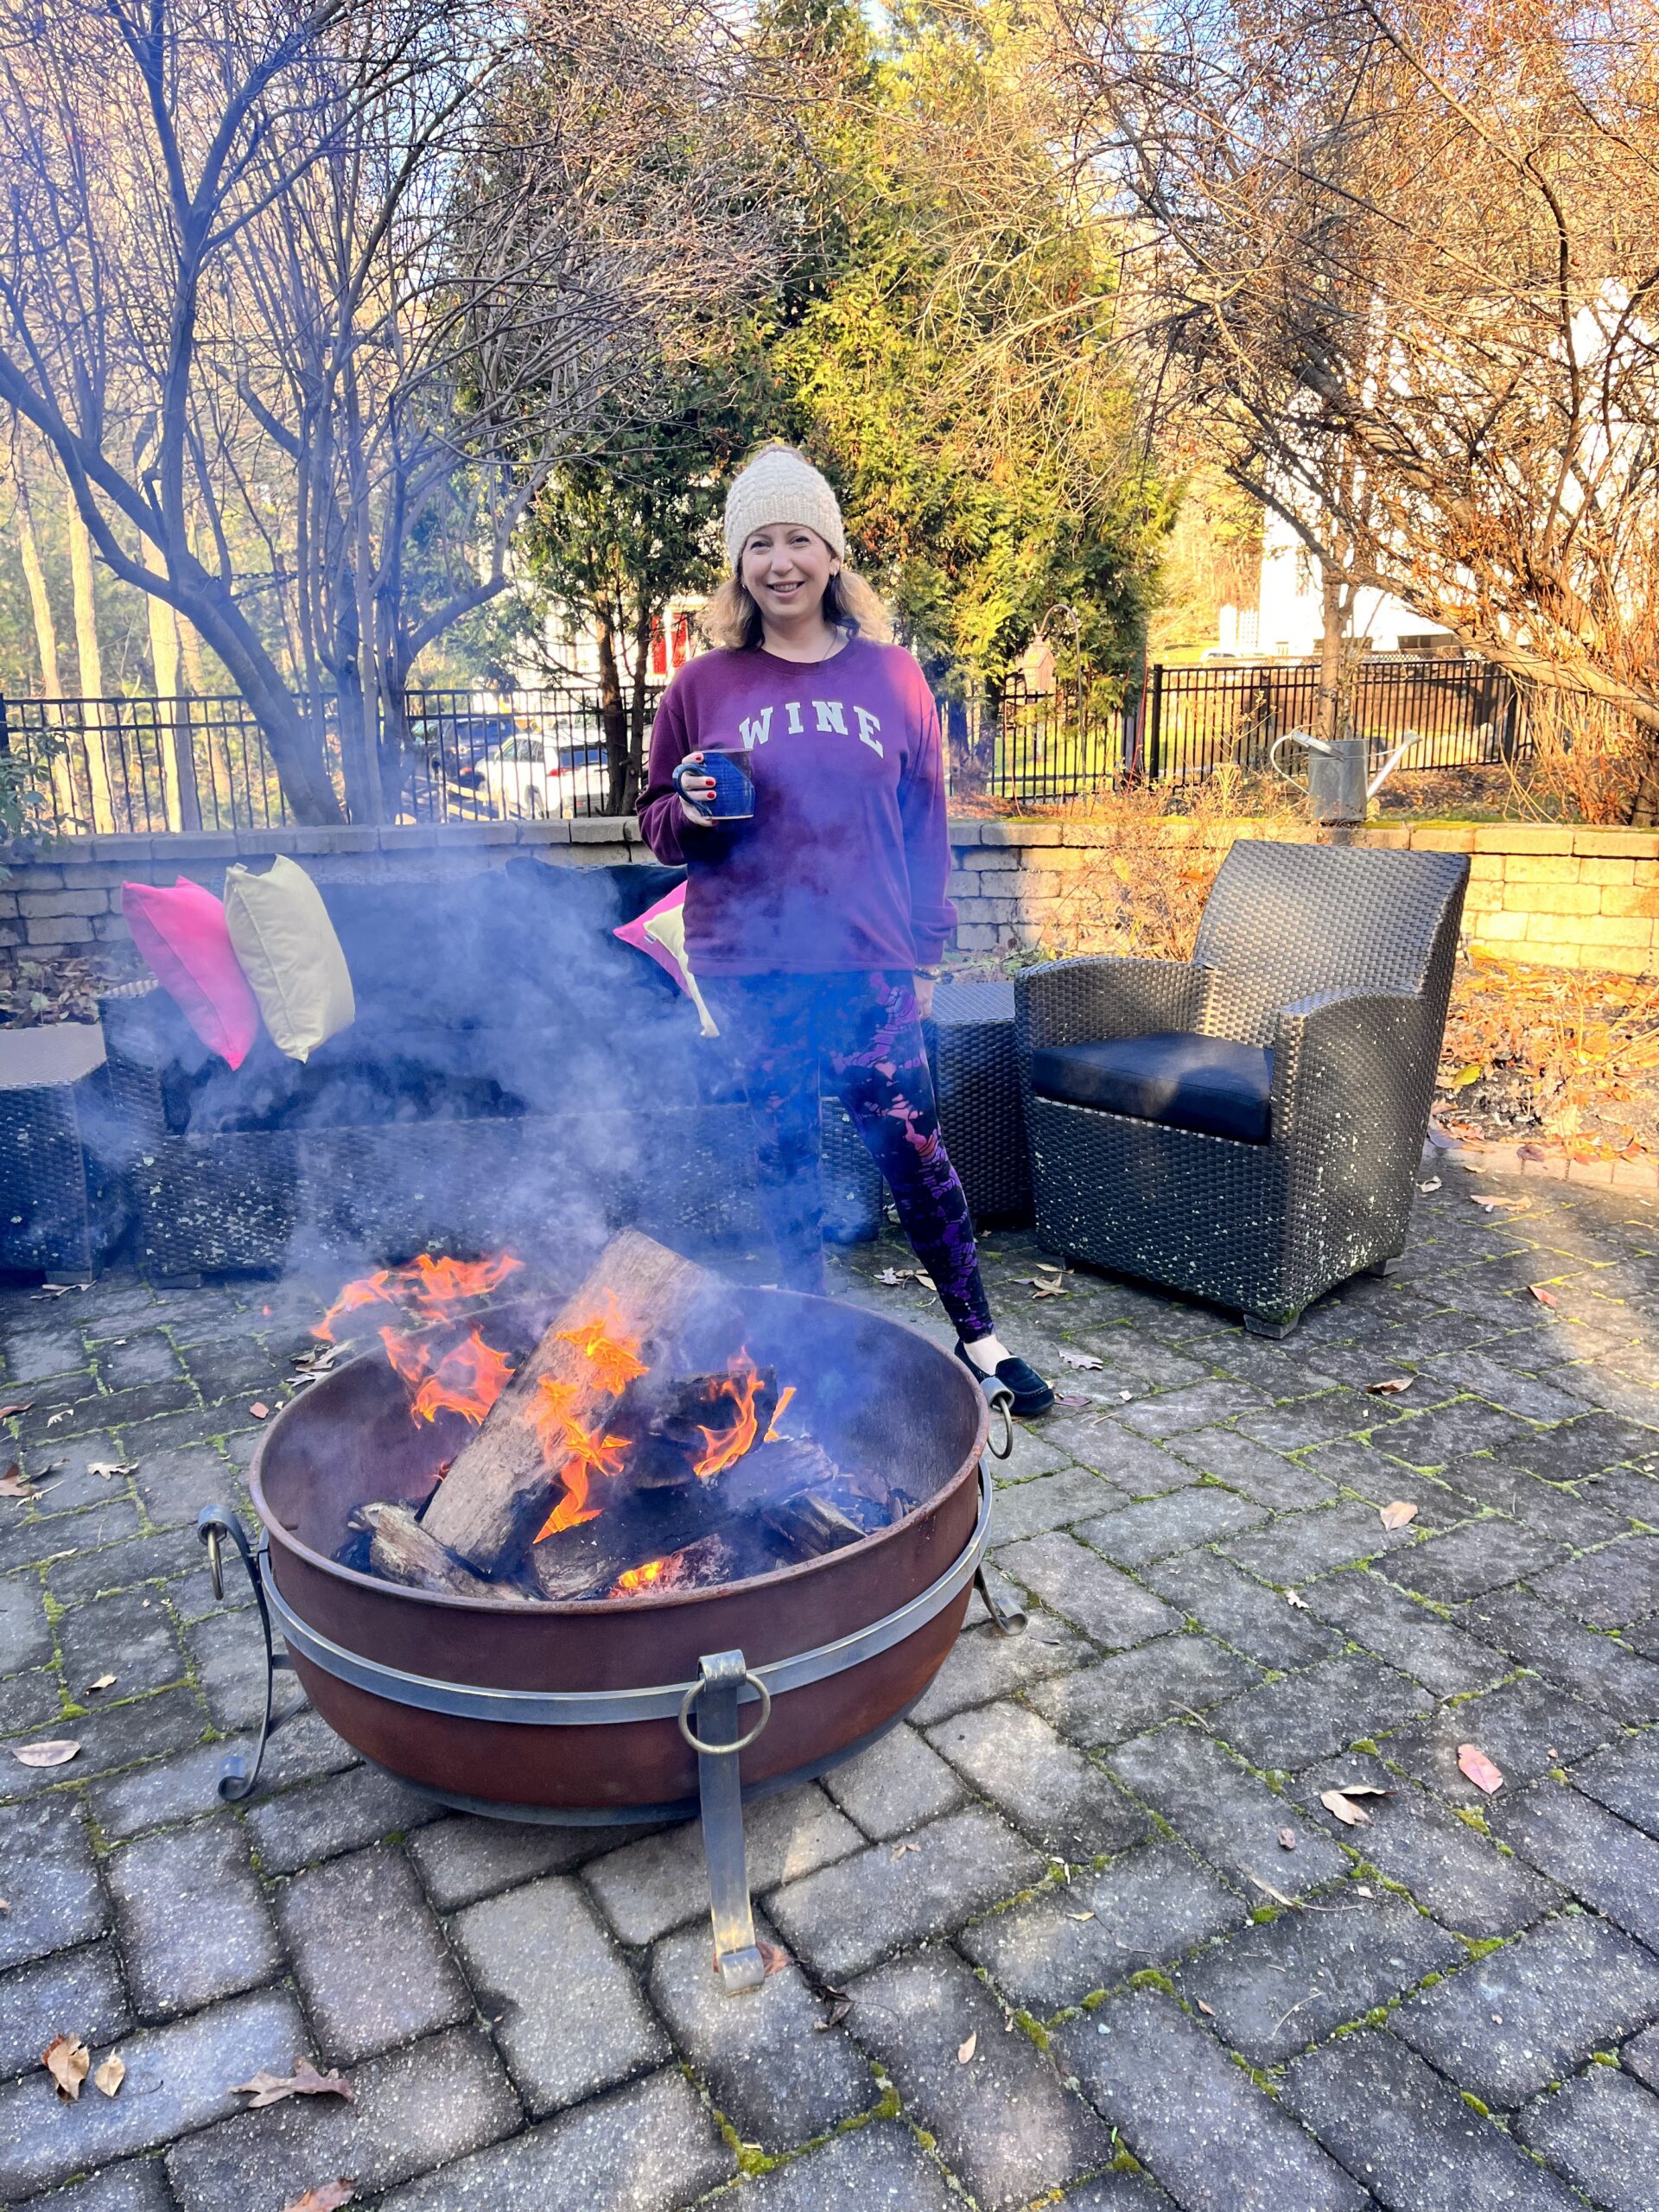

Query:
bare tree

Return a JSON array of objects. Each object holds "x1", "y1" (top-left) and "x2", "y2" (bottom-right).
[
  {"x1": 0, "y1": 0, "x2": 781, "y2": 821},
  {"x1": 1044, "y1": 0, "x2": 1659, "y2": 812}
]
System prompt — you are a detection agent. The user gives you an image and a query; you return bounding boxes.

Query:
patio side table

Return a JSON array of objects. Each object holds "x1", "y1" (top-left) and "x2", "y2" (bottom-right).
[
  {"x1": 926, "y1": 979, "x2": 1033, "y2": 1229},
  {"x1": 0, "y1": 1021, "x2": 126, "y2": 1281}
]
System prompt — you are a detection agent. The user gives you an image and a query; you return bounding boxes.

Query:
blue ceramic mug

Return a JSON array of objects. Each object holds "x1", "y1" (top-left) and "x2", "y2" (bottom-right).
[{"x1": 676, "y1": 750, "x2": 754, "y2": 821}]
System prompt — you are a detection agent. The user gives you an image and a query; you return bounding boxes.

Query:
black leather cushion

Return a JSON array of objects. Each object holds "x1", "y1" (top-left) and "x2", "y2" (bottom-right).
[{"x1": 1031, "y1": 1031, "x2": 1274, "y2": 1143}]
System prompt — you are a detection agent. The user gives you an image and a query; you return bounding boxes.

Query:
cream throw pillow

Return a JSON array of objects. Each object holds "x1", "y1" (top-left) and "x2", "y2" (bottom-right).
[
  {"x1": 223, "y1": 855, "x2": 355, "y2": 1062},
  {"x1": 643, "y1": 898, "x2": 719, "y2": 1038}
]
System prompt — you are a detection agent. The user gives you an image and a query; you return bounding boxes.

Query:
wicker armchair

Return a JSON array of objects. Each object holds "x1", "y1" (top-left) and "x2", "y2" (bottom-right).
[{"x1": 1014, "y1": 839, "x2": 1469, "y2": 1336}]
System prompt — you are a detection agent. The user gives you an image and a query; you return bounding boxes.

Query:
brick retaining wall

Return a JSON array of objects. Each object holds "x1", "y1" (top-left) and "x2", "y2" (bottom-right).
[
  {"x1": 3, "y1": 814, "x2": 1656, "y2": 979},
  {"x1": 0, "y1": 819, "x2": 642, "y2": 971},
  {"x1": 946, "y1": 817, "x2": 1659, "y2": 976}
]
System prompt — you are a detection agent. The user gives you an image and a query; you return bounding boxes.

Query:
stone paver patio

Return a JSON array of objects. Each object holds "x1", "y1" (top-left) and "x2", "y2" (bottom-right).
[{"x1": 3, "y1": 1170, "x2": 1658, "y2": 2210}]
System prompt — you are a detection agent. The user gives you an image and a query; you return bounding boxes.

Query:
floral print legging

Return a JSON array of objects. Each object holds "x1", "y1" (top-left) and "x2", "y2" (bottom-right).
[{"x1": 706, "y1": 969, "x2": 995, "y2": 1341}]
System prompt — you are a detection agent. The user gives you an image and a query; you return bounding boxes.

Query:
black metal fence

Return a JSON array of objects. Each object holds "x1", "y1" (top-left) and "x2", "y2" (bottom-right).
[
  {"x1": 1, "y1": 653, "x2": 1529, "y2": 836},
  {"x1": 968, "y1": 652, "x2": 1529, "y2": 803},
  {"x1": 0, "y1": 687, "x2": 619, "y2": 839}
]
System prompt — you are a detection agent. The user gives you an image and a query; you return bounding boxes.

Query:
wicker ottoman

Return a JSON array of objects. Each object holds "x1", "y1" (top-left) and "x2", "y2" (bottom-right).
[
  {"x1": 0, "y1": 1022, "x2": 127, "y2": 1281},
  {"x1": 926, "y1": 980, "x2": 1034, "y2": 1230}
]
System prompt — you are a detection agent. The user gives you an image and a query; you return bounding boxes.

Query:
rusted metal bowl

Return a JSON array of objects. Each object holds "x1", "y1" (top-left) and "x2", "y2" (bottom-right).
[{"x1": 248, "y1": 1291, "x2": 988, "y2": 1815}]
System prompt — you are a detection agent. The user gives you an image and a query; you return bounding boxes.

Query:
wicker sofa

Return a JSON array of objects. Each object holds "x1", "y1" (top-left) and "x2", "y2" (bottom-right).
[
  {"x1": 99, "y1": 858, "x2": 880, "y2": 1279},
  {"x1": 1014, "y1": 839, "x2": 1469, "y2": 1336}
]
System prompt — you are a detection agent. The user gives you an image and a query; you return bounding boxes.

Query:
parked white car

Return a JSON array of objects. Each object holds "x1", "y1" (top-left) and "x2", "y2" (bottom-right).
[{"x1": 434, "y1": 732, "x2": 610, "y2": 818}]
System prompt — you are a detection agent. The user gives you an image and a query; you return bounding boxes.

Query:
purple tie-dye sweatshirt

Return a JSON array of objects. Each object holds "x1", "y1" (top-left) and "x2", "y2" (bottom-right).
[{"x1": 638, "y1": 638, "x2": 956, "y2": 975}]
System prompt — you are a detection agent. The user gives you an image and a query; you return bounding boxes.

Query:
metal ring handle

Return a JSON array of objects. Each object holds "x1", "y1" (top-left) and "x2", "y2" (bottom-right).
[
  {"x1": 205, "y1": 1525, "x2": 225, "y2": 1602},
  {"x1": 988, "y1": 1397, "x2": 1014, "y2": 1460},
  {"x1": 678, "y1": 1671, "x2": 772, "y2": 1757}
]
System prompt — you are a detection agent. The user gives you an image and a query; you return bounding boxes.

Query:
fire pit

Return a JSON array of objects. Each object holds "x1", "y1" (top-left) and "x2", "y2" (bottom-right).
[{"x1": 198, "y1": 1236, "x2": 1020, "y2": 1990}]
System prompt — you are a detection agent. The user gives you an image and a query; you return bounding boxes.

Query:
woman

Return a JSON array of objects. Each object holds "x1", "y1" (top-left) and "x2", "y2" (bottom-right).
[{"x1": 639, "y1": 443, "x2": 1052, "y2": 1416}]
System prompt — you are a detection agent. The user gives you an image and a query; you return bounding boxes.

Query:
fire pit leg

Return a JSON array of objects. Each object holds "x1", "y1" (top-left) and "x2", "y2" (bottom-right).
[
  {"x1": 195, "y1": 1505, "x2": 293, "y2": 1803},
  {"x1": 974, "y1": 1565, "x2": 1027, "y2": 1640},
  {"x1": 681, "y1": 1649, "x2": 771, "y2": 1996}
]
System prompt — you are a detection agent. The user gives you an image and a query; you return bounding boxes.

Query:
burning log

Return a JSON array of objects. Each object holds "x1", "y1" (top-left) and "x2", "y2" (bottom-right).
[
  {"x1": 423, "y1": 1230, "x2": 717, "y2": 1575},
  {"x1": 352, "y1": 1503, "x2": 538, "y2": 1605},
  {"x1": 621, "y1": 1367, "x2": 779, "y2": 1490}
]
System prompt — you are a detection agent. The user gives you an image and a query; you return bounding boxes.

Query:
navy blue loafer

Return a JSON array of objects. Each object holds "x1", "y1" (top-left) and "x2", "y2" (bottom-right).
[{"x1": 956, "y1": 1343, "x2": 1056, "y2": 1418}]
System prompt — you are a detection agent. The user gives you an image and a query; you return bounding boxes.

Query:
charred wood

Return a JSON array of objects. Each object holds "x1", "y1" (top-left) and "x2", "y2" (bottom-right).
[
  {"x1": 759, "y1": 1490, "x2": 867, "y2": 1559},
  {"x1": 353, "y1": 1502, "x2": 537, "y2": 1604}
]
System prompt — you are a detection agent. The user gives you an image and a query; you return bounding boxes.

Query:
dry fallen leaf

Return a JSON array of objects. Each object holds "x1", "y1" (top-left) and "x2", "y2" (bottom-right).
[
  {"x1": 1277, "y1": 1827, "x2": 1298, "y2": 1851},
  {"x1": 93, "y1": 2053, "x2": 125, "y2": 2098},
  {"x1": 232, "y1": 2060, "x2": 354, "y2": 2109},
  {"x1": 86, "y1": 1673, "x2": 118, "y2": 1694},
  {"x1": 957, "y1": 2032, "x2": 977, "y2": 2064},
  {"x1": 1416, "y1": 1178, "x2": 1442, "y2": 1193},
  {"x1": 1366, "y1": 1376, "x2": 1413, "y2": 1397},
  {"x1": 279, "y1": 2187, "x2": 355, "y2": 2212},
  {"x1": 1471, "y1": 1193, "x2": 1531, "y2": 1212},
  {"x1": 1068, "y1": 1910, "x2": 1096, "y2": 1922},
  {"x1": 1320, "y1": 1788, "x2": 1376, "y2": 1827},
  {"x1": 759, "y1": 1941, "x2": 791, "y2": 1978},
  {"x1": 1528, "y1": 1285, "x2": 1559, "y2": 1308},
  {"x1": 249, "y1": 1402, "x2": 270, "y2": 1421},
  {"x1": 0, "y1": 1401, "x2": 33, "y2": 1419},
  {"x1": 1016, "y1": 1268, "x2": 1070, "y2": 1300},
  {"x1": 1380, "y1": 1500, "x2": 1420, "y2": 1531},
  {"x1": 1196, "y1": 1999, "x2": 1216, "y2": 2017},
  {"x1": 1457, "y1": 1744, "x2": 1505, "y2": 1796},
  {"x1": 86, "y1": 1462, "x2": 137, "y2": 1481},
  {"x1": 1285, "y1": 1588, "x2": 1310, "y2": 1610},
  {"x1": 0, "y1": 1463, "x2": 30, "y2": 1499},
  {"x1": 42, "y1": 2035, "x2": 89, "y2": 2101},
  {"x1": 891, "y1": 1840, "x2": 921, "y2": 1860},
  {"x1": 1057, "y1": 1350, "x2": 1105, "y2": 1370},
  {"x1": 44, "y1": 1411, "x2": 66, "y2": 1428},
  {"x1": 10, "y1": 1739, "x2": 80, "y2": 1768}
]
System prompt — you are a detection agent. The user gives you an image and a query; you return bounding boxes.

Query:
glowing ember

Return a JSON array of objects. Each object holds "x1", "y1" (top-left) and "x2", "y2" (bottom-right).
[
  {"x1": 531, "y1": 1376, "x2": 630, "y2": 1540},
  {"x1": 555, "y1": 1294, "x2": 649, "y2": 1395},
  {"x1": 379, "y1": 1326, "x2": 512, "y2": 1427},
  {"x1": 764, "y1": 1383, "x2": 798, "y2": 1443},
  {"x1": 692, "y1": 1351, "x2": 766, "y2": 1479},
  {"x1": 613, "y1": 1555, "x2": 671, "y2": 1596},
  {"x1": 315, "y1": 1252, "x2": 521, "y2": 1342}
]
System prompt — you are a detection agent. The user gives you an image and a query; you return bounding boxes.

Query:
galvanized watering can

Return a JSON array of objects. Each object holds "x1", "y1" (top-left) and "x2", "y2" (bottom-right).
[{"x1": 1268, "y1": 730, "x2": 1417, "y2": 825}]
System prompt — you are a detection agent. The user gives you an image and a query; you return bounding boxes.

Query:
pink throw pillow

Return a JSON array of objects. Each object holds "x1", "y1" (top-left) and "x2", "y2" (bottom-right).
[
  {"x1": 613, "y1": 881, "x2": 692, "y2": 994},
  {"x1": 122, "y1": 877, "x2": 263, "y2": 1069},
  {"x1": 613, "y1": 881, "x2": 717, "y2": 1036}
]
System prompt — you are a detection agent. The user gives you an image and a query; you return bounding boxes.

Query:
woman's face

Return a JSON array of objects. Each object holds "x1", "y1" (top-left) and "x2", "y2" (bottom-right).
[{"x1": 739, "y1": 524, "x2": 840, "y2": 623}]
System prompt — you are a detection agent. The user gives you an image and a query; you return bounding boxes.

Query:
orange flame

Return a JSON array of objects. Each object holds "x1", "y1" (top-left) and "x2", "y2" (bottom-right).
[
  {"x1": 531, "y1": 1376, "x2": 630, "y2": 1540},
  {"x1": 555, "y1": 1293, "x2": 648, "y2": 1395},
  {"x1": 764, "y1": 1383, "x2": 798, "y2": 1443},
  {"x1": 379, "y1": 1325, "x2": 512, "y2": 1427},
  {"x1": 316, "y1": 1252, "x2": 521, "y2": 1342},
  {"x1": 692, "y1": 1351, "x2": 766, "y2": 1479}
]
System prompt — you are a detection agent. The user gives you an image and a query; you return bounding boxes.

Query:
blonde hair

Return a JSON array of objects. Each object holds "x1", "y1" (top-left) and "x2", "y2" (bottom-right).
[{"x1": 699, "y1": 563, "x2": 893, "y2": 652}]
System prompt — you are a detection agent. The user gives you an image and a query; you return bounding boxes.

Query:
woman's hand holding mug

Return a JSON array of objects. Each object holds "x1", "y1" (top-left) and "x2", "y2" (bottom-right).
[{"x1": 673, "y1": 753, "x2": 718, "y2": 824}]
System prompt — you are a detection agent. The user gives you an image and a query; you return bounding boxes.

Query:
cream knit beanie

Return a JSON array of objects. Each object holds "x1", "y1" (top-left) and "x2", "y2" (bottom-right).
[{"x1": 723, "y1": 445, "x2": 846, "y2": 570}]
